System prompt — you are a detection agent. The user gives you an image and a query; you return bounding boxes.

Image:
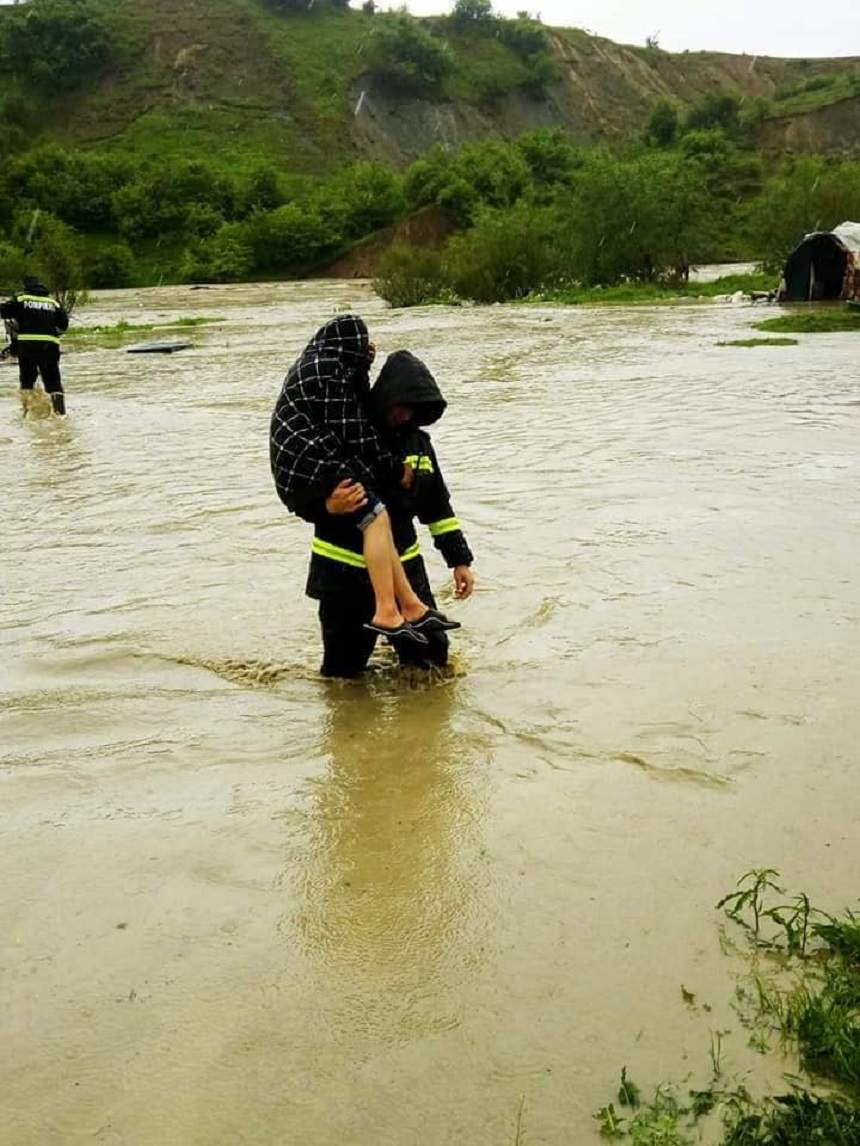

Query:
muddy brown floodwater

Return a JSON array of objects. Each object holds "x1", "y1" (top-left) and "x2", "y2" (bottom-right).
[{"x1": 2, "y1": 281, "x2": 858, "y2": 1145}]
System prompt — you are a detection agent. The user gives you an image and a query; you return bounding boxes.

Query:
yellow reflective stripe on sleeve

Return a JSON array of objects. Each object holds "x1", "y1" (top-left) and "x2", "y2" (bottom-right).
[
  {"x1": 312, "y1": 538, "x2": 421, "y2": 568},
  {"x1": 18, "y1": 334, "x2": 61, "y2": 344},
  {"x1": 428, "y1": 518, "x2": 460, "y2": 537},
  {"x1": 404, "y1": 454, "x2": 434, "y2": 473}
]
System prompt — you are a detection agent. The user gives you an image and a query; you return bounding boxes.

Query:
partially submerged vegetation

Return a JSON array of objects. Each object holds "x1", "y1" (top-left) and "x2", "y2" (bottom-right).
[
  {"x1": 595, "y1": 870, "x2": 860, "y2": 1143},
  {"x1": 754, "y1": 308, "x2": 860, "y2": 335},
  {"x1": 718, "y1": 337, "x2": 799, "y2": 348},
  {"x1": 66, "y1": 316, "x2": 224, "y2": 348}
]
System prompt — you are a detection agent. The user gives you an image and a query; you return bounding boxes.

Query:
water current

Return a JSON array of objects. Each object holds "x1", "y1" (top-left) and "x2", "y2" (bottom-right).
[{"x1": 2, "y1": 281, "x2": 858, "y2": 1144}]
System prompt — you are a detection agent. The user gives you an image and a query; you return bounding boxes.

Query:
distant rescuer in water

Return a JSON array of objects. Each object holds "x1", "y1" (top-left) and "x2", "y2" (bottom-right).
[
  {"x1": 270, "y1": 319, "x2": 474, "y2": 677},
  {"x1": 0, "y1": 276, "x2": 69, "y2": 416}
]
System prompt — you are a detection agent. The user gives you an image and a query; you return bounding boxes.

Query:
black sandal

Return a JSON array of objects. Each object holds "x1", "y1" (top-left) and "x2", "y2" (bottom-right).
[
  {"x1": 412, "y1": 608, "x2": 461, "y2": 632},
  {"x1": 363, "y1": 621, "x2": 429, "y2": 646}
]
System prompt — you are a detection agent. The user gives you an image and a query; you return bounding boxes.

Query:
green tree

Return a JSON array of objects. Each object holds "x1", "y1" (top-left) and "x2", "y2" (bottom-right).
[
  {"x1": 452, "y1": 0, "x2": 495, "y2": 25},
  {"x1": 645, "y1": 100, "x2": 678, "y2": 147},
  {"x1": 28, "y1": 214, "x2": 86, "y2": 314},
  {"x1": 0, "y1": 240, "x2": 28, "y2": 292},
  {"x1": 451, "y1": 140, "x2": 531, "y2": 211},
  {"x1": 0, "y1": 0, "x2": 113, "y2": 93},
  {"x1": 322, "y1": 163, "x2": 405, "y2": 238},
  {"x1": 683, "y1": 90, "x2": 742, "y2": 135},
  {"x1": 444, "y1": 202, "x2": 560, "y2": 301},
  {"x1": 750, "y1": 156, "x2": 860, "y2": 270},
  {"x1": 85, "y1": 243, "x2": 136, "y2": 289},
  {"x1": 182, "y1": 225, "x2": 254, "y2": 283},
  {"x1": 242, "y1": 205, "x2": 334, "y2": 270}
]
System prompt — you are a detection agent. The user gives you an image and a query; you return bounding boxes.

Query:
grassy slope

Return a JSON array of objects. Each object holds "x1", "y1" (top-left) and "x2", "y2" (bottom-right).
[{"x1": 2, "y1": 0, "x2": 857, "y2": 177}]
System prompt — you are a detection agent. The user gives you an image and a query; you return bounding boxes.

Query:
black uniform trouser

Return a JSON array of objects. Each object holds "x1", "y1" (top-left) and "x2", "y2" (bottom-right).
[
  {"x1": 318, "y1": 559, "x2": 449, "y2": 679},
  {"x1": 19, "y1": 346, "x2": 63, "y2": 394}
]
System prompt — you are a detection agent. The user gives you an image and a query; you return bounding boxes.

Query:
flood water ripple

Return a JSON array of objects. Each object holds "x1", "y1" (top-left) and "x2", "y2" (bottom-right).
[{"x1": 2, "y1": 281, "x2": 858, "y2": 1144}]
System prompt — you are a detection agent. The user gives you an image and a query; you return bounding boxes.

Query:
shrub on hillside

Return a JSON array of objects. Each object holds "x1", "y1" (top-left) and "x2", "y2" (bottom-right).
[
  {"x1": 451, "y1": 0, "x2": 495, "y2": 25},
  {"x1": 0, "y1": 0, "x2": 113, "y2": 93},
  {"x1": 515, "y1": 129, "x2": 579, "y2": 189},
  {"x1": 683, "y1": 90, "x2": 742, "y2": 135},
  {"x1": 366, "y1": 12, "x2": 450, "y2": 92},
  {"x1": 645, "y1": 100, "x2": 679, "y2": 148},
  {"x1": 374, "y1": 244, "x2": 446, "y2": 308}
]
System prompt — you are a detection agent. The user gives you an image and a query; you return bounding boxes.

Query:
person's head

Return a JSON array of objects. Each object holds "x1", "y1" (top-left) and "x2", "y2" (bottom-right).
[
  {"x1": 23, "y1": 275, "x2": 45, "y2": 294},
  {"x1": 307, "y1": 313, "x2": 372, "y2": 366},
  {"x1": 371, "y1": 351, "x2": 446, "y2": 430},
  {"x1": 386, "y1": 402, "x2": 416, "y2": 430}
]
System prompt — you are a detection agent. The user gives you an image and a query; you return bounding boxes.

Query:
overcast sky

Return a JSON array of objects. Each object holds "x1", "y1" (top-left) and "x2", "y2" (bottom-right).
[{"x1": 372, "y1": 1, "x2": 860, "y2": 59}]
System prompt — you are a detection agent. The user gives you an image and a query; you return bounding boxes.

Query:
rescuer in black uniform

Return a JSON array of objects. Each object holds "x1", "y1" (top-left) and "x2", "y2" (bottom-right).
[
  {"x1": 0, "y1": 277, "x2": 69, "y2": 416},
  {"x1": 288, "y1": 350, "x2": 475, "y2": 678}
]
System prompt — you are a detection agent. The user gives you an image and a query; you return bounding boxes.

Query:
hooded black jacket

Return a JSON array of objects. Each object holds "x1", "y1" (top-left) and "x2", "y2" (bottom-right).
[
  {"x1": 0, "y1": 280, "x2": 68, "y2": 351},
  {"x1": 290, "y1": 349, "x2": 473, "y2": 599}
]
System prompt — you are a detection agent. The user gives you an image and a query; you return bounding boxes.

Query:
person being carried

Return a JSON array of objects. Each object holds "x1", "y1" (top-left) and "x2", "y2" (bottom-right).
[
  {"x1": 288, "y1": 348, "x2": 475, "y2": 679},
  {"x1": 269, "y1": 314, "x2": 460, "y2": 647},
  {"x1": 0, "y1": 276, "x2": 69, "y2": 417}
]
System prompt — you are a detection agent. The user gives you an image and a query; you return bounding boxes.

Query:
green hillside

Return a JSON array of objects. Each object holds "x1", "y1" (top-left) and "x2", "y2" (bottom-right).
[
  {"x1": 0, "y1": 0, "x2": 859, "y2": 292},
  {"x1": 2, "y1": 0, "x2": 858, "y2": 174}
]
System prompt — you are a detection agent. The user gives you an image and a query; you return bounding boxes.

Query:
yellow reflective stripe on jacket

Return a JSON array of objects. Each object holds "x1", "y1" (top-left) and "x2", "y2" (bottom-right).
[
  {"x1": 312, "y1": 538, "x2": 421, "y2": 568},
  {"x1": 428, "y1": 517, "x2": 460, "y2": 537},
  {"x1": 405, "y1": 454, "x2": 434, "y2": 473},
  {"x1": 17, "y1": 294, "x2": 61, "y2": 307},
  {"x1": 18, "y1": 333, "x2": 61, "y2": 344},
  {"x1": 400, "y1": 541, "x2": 421, "y2": 562}
]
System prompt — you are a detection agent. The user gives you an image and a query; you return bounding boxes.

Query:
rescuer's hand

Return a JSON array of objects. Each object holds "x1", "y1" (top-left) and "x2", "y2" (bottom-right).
[
  {"x1": 453, "y1": 566, "x2": 474, "y2": 600},
  {"x1": 325, "y1": 480, "x2": 367, "y2": 515},
  {"x1": 401, "y1": 463, "x2": 415, "y2": 490}
]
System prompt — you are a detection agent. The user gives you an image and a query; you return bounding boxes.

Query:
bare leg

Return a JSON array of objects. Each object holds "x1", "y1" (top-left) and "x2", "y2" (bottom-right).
[
  {"x1": 387, "y1": 532, "x2": 430, "y2": 623},
  {"x1": 363, "y1": 511, "x2": 405, "y2": 629}
]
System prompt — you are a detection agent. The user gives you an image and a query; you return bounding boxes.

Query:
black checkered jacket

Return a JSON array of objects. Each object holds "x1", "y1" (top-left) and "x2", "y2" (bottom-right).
[{"x1": 269, "y1": 314, "x2": 399, "y2": 511}]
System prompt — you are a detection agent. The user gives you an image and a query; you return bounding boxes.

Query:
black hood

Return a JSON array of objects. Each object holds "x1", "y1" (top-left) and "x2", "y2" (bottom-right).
[
  {"x1": 371, "y1": 351, "x2": 446, "y2": 427},
  {"x1": 23, "y1": 277, "x2": 49, "y2": 295}
]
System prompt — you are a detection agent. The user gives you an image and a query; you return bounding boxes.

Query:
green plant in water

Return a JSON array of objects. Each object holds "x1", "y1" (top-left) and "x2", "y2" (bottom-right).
[{"x1": 716, "y1": 869, "x2": 783, "y2": 940}]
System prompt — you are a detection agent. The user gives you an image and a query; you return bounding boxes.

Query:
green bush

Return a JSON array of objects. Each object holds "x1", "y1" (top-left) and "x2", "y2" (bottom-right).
[
  {"x1": 242, "y1": 204, "x2": 334, "y2": 270},
  {"x1": 645, "y1": 100, "x2": 679, "y2": 147},
  {"x1": 366, "y1": 12, "x2": 450, "y2": 91},
  {"x1": 5, "y1": 145, "x2": 130, "y2": 230},
  {"x1": 451, "y1": 0, "x2": 495, "y2": 24},
  {"x1": 0, "y1": 0, "x2": 113, "y2": 93},
  {"x1": 444, "y1": 203, "x2": 560, "y2": 302},
  {"x1": 683, "y1": 90, "x2": 742, "y2": 135},
  {"x1": 181, "y1": 225, "x2": 254, "y2": 284},
  {"x1": 0, "y1": 240, "x2": 28, "y2": 292},
  {"x1": 28, "y1": 214, "x2": 86, "y2": 313},
  {"x1": 113, "y1": 161, "x2": 237, "y2": 241},
  {"x1": 373, "y1": 244, "x2": 445, "y2": 308},
  {"x1": 749, "y1": 155, "x2": 860, "y2": 270},
  {"x1": 85, "y1": 243, "x2": 136, "y2": 289}
]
